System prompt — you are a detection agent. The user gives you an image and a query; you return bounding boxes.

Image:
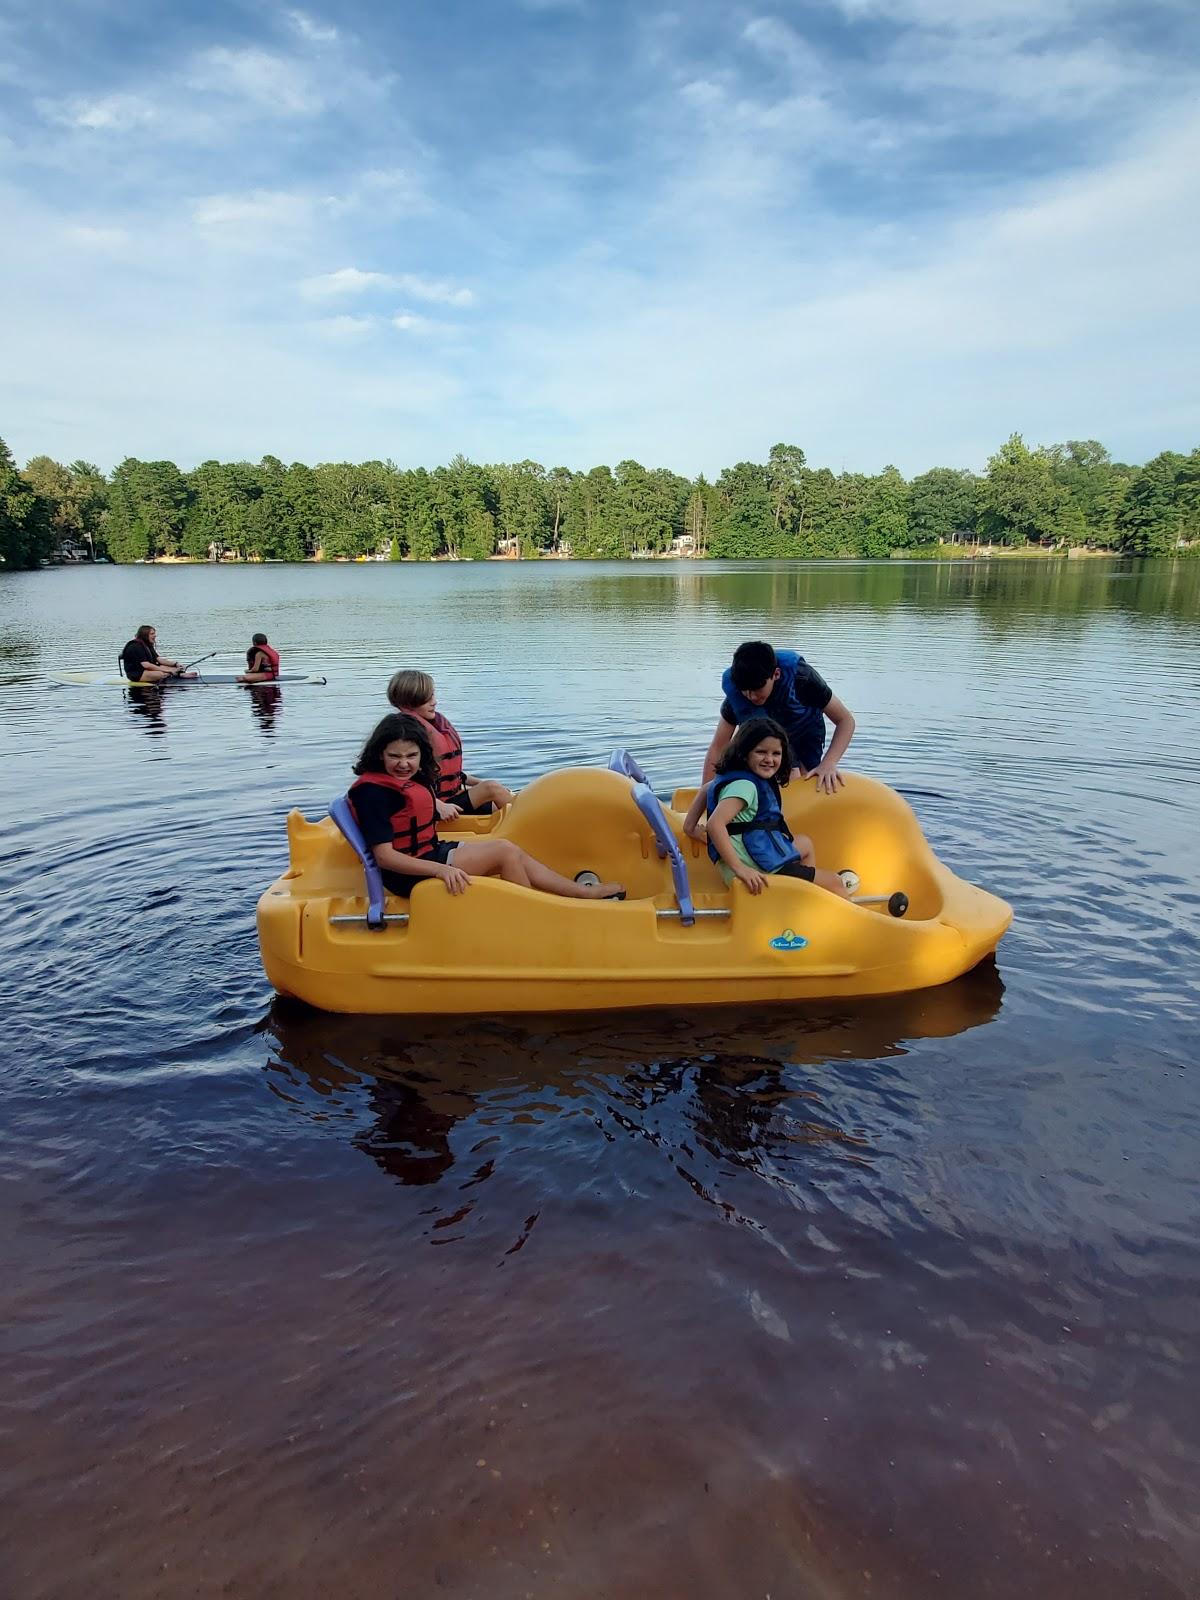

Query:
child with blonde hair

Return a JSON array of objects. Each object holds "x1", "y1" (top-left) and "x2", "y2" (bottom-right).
[{"x1": 386, "y1": 670, "x2": 514, "y2": 820}]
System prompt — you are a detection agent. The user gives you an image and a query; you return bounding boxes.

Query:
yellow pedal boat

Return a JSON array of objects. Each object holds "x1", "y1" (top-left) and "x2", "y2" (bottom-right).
[{"x1": 256, "y1": 755, "x2": 1012, "y2": 1015}]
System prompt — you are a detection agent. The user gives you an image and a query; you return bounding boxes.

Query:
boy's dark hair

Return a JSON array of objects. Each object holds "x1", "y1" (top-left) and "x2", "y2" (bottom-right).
[
  {"x1": 353, "y1": 713, "x2": 440, "y2": 787},
  {"x1": 730, "y1": 640, "x2": 777, "y2": 692},
  {"x1": 252, "y1": 632, "x2": 268, "y2": 646},
  {"x1": 715, "y1": 715, "x2": 794, "y2": 785}
]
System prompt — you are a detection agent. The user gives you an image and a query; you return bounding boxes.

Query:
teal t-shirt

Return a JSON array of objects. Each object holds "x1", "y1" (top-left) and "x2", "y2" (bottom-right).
[{"x1": 711, "y1": 778, "x2": 759, "y2": 882}]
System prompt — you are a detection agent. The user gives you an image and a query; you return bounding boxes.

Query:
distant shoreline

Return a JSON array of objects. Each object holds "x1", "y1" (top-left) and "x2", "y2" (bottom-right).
[{"x1": 51, "y1": 543, "x2": 1158, "y2": 568}]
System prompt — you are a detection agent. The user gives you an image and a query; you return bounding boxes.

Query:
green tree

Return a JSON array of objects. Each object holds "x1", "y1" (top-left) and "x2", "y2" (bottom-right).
[
  {"x1": 711, "y1": 462, "x2": 776, "y2": 557},
  {"x1": 185, "y1": 460, "x2": 262, "y2": 559},
  {"x1": 1, "y1": 438, "x2": 54, "y2": 567},
  {"x1": 105, "y1": 458, "x2": 190, "y2": 561},
  {"x1": 684, "y1": 474, "x2": 721, "y2": 557},
  {"x1": 545, "y1": 467, "x2": 574, "y2": 553},
  {"x1": 1115, "y1": 452, "x2": 1187, "y2": 555},
  {"x1": 766, "y1": 443, "x2": 806, "y2": 533},
  {"x1": 855, "y1": 465, "x2": 911, "y2": 556},
  {"x1": 21, "y1": 455, "x2": 109, "y2": 556},
  {"x1": 496, "y1": 459, "x2": 550, "y2": 556},
  {"x1": 313, "y1": 463, "x2": 380, "y2": 558},
  {"x1": 283, "y1": 462, "x2": 323, "y2": 558},
  {"x1": 1177, "y1": 448, "x2": 1200, "y2": 541},
  {"x1": 978, "y1": 434, "x2": 1063, "y2": 546},
  {"x1": 1046, "y1": 440, "x2": 1122, "y2": 544},
  {"x1": 908, "y1": 467, "x2": 980, "y2": 545},
  {"x1": 461, "y1": 504, "x2": 497, "y2": 561},
  {"x1": 567, "y1": 466, "x2": 619, "y2": 556}
]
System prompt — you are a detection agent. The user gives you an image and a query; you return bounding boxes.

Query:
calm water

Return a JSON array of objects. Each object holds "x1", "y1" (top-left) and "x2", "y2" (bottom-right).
[{"x1": 1, "y1": 558, "x2": 1198, "y2": 1599}]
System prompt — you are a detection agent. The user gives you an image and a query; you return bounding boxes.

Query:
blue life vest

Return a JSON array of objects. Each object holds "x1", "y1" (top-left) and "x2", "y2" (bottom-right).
[
  {"x1": 721, "y1": 649, "x2": 826, "y2": 771},
  {"x1": 705, "y1": 770, "x2": 800, "y2": 873}
]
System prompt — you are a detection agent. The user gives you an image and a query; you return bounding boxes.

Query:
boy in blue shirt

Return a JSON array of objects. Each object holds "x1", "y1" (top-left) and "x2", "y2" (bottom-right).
[{"x1": 701, "y1": 639, "x2": 855, "y2": 793}]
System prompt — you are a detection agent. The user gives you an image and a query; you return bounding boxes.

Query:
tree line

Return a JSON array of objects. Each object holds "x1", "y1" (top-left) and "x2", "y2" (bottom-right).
[{"x1": 2, "y1": 433, "x2": 1198, "y2": 570}]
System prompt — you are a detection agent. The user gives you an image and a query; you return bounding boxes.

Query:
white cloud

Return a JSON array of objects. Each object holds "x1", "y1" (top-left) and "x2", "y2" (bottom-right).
[
  {"x1": 394, "y1": 273, "x2": 475, "y2": 307},
  {"x1": 312, "y1": 314, "x2": 374, "y2": 338},
  {"x1": 742, "y1": 17, "x2": 827, "y2": 80},
  {"x1": 830, "y1": 0, "x2": 1080, "y2": 24},
  {"x1": 392, "y1": 311, "x2": 440, "y2": 334},
  {"x1": 476, "y1": 104, "x2": 1200, "y2": 474},
  {"x1": 300, "y1": 266, "x2": 396, "y2": 298},
  {"x1": 63, "y1": 224, "x2": 130, "y2": 250},
  {"x1": 193, "y1": 189, "x2": 319, "y2": 230},
  {"x1": 42, "y1": 93, "x2": 157, "y2": 131},
  {"x1": 187, "y1": 47, "x2": 321, "y2": 116},
  {"x1": 287, "y1": 10, "x2": 339, "y2": 44}
]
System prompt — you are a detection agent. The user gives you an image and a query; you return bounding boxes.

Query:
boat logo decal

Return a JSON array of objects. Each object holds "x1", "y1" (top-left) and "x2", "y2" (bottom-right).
[{"x1": 769, "y1": 928, "x2": 808, "y2": 951}]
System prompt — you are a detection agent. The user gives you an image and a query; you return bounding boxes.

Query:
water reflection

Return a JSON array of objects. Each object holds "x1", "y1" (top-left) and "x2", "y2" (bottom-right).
[
  {"x1": 262, "y1": 963, "x2": 1004, "y2": 1199},
  {"x1": 123, "y1": 683, "x2": 167, "y2": 732},
  {"x1": 248, "y1": 683, "x2": 282, "y2": 734},
  {"x1": 549, "y1": 557, "x2": 1200, "y2": 629}
]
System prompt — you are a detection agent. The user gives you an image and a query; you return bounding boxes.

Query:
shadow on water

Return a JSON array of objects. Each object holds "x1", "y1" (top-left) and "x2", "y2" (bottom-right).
[{"x1": 261, "y1": 961, "x2": 1005, "y2": 1196}]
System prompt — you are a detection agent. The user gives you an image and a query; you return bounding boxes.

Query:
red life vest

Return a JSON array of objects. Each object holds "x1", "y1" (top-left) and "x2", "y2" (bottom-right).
[
  {"x1": 248, "y1": 642, "x2": 281, "y2": 678},
  {"x1": 349, "y1": 773, "x2": 439, "y2": 858},
  {"x1": 410, "y1": 710, "x2": 464, "y2": 799}
]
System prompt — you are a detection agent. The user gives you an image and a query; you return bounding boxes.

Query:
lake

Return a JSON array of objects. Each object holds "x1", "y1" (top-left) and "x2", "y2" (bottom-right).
[{"x1": 1, "y1": 557, "x2": 1197, "y2": 1599}]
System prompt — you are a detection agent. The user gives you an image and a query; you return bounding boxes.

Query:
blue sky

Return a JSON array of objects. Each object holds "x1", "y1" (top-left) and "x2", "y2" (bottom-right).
[{"x1": 2, "y1": 0, "x2": 1198, "y2": 477}]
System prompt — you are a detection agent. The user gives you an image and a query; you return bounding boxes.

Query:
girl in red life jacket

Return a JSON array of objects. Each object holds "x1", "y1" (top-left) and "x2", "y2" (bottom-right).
[
  {"x1": 386, "y1": 669, "x2": 514, "y2": 822},
  {"x1": 239, "y1": 632, "x2": 281, "y2": 683},
  {"x1": 350, "y1": 714, "x2": 624, "y2": 901}
]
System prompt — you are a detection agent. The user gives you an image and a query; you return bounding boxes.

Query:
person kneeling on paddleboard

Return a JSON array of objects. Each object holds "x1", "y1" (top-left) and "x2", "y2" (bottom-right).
[
  {"x1": 120, "y1": 625, "x2": 196, "y2": 683},
  {"x1": 238, "y1": 632, "x2": 281, "y2": 683}
]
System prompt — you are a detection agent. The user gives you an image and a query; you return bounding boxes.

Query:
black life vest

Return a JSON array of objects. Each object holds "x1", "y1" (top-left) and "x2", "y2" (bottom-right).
[{"x1": 349, "y1": 773, "x2": 439, "y2": 858}]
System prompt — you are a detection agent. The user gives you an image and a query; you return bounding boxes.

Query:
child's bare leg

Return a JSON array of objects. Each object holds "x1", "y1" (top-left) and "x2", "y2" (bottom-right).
[
  {"x1": 814, "y1": 867, "x2": 849, "y2": 898},
  {"x1": 518, "y1": 850, "x2": 623, "y2": 899},
  {"x1": 453, "y1": 840, "x2": 622, "y2": 899},
  {"x1": 453, "y1": 839, "x2": 533, "y2": 887},
  {"x1": 468, "y1": 778, "x2": 515, "y2": 809},
  {"x1": 793, "y1": 832, "x2": 816, "y2": 868}
]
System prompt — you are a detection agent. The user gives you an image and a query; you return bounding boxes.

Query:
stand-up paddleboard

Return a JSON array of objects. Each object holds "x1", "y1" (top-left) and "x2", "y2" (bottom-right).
[{"x1": 52, "y1": 672, "x2": 328, "y2": 687}]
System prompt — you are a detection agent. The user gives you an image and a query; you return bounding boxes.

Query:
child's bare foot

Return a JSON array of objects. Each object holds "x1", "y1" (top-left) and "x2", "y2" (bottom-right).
[{"x1": 579, "y1": 880, "x2": 625, "y2": 900}]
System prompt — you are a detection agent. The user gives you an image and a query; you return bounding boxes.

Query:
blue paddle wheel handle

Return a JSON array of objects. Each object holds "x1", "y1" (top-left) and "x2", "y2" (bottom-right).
[{"x1": 330, "y1": 795, "x2": 387, "y2": 930}]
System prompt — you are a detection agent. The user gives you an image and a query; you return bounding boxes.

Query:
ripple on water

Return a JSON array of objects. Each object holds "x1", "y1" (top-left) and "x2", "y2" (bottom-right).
[{"x1": 1, "y1": 560, "x2": 1199, "y2": 1598}]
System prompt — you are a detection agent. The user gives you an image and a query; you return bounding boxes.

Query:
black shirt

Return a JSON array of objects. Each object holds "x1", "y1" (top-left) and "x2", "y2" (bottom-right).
[
  {"x1": 352, "y1": 783, "x2": 411, "y2": 850},
  {"x1": 121, "y1": 639, "x2": 159, "y2": 680},
  {"x1": 352, "y1": 782, "x2": 440, "y2": 893}
]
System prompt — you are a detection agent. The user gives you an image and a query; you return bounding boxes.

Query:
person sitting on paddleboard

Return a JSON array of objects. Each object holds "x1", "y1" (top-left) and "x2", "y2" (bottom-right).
[
  {"x1": 701, "y1": 640, "x2": 855, "y2": 794},
  {"x1": 386, "y1": 670, "x2": 514, "y2": 821},
  {"x1": 685, "y1": 716, "x2": 849, "y2": 899},
  {"x1": 239, "y1": 632, "x2": 280, "y2": 683},
  {"x1": 349, "y1": 714, "x2": 624, "y2": 901},
  {"x1": 120, "y1": 625, "x2": 196, "y2": 683}
]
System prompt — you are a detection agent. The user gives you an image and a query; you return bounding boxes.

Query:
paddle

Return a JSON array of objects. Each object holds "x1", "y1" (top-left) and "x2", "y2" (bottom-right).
[{"x1": 163, "y1": 650, "x2": 223, "y2": 681}]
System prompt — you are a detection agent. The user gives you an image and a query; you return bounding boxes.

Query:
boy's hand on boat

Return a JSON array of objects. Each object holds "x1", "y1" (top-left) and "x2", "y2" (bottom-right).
[
  {"x1": 436, "y1": 799, "x2": 464, "y2": 820},
  {"x1": 439, "y1": 865, "x2": 473, "y2": 894},
  {"x1": 735, "y1": 866, "x2": 770, "y2": 895},
  {"x1": 684, "y1": 818, "x2": 708, "y2": 841},
  {"x1": 809, "y1": 759, "x2": 845, "y2": 794}
]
